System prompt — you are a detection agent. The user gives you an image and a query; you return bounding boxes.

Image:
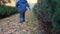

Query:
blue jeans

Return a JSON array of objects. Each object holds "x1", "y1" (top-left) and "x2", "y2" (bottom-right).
[{"x1": 20, "y1": 13, "x2": 25, "y2": 23}]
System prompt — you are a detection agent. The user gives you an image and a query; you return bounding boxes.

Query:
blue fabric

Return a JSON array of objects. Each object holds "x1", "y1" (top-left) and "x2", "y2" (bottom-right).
[
  {"x1": 16, "y1": 0, "x2": 30, "y2": 13},
  {"x1": 20, "y1": 13, "x2": 25, "y2": 23}
]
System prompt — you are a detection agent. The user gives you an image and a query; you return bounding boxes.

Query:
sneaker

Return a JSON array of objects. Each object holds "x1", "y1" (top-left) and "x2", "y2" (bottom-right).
[{"x1": 20, "y1": 18, "x2": 24, "y2": 23}]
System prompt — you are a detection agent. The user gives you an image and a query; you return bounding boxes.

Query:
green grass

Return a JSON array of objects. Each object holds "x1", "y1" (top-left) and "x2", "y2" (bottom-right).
[{"x1": 0, "y1": 4, "x2": 18, "y2": 18}]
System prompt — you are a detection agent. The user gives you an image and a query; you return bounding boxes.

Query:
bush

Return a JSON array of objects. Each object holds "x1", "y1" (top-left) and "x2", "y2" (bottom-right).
[
  {"x1": 33, "y1": 4, "x2": 38, "y2": 17},
  {"x1": 0, "y1": 4, "x2": 18, "y2": 18},
  {"x1": 33, "y1": 0, "x2": 60, "y2": 34}
]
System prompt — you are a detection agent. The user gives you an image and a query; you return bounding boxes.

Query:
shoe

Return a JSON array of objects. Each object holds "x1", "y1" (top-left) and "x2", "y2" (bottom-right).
[{"x1": 20, "y1": 18, "x2": 24, "y2": 23}]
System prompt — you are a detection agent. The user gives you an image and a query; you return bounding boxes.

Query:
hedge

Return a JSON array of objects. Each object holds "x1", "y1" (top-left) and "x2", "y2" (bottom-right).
[
  {"x1": 0, "y1": 4, "x2": 18, "y2": 18},
  {"x1": 33, "y1": 0, "x2": 60, "y2": 33}
]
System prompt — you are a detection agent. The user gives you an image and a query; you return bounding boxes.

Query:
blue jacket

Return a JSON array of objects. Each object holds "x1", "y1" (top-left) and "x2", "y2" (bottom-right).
[{"x1": 16, "y1": 0, "x2": 30, "y2": 13}]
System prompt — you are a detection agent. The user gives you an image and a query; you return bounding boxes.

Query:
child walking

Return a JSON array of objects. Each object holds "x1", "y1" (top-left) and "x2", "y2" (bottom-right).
[{"x1": 16, "y1": 0, "x2": 31, "y2": 23}]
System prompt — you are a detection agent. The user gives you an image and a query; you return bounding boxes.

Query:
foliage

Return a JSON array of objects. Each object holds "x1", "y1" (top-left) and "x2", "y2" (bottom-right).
[
  {"x1": 33, "y1": 0, "x2": 60, "y2": 34},
  {"x1": 0, "y1": 4, "x2": 18, "y2": 18}
]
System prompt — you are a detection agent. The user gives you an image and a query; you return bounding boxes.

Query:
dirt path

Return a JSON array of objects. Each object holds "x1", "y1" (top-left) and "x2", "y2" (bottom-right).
[{"x1": 0, "y1": 10, "x2": 38, "y2": 34}]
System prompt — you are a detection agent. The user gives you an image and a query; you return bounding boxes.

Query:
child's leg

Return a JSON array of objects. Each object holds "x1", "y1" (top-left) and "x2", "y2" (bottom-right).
[
  {"x1": 20, "y1": 12, "x2": 26, "y2": 23},
  {"x1": 23, "y1": 13, "x2": 25, "y2": 22},
  {"x1": 20, "y1": 13, "x2": 24, "y2": 23}
]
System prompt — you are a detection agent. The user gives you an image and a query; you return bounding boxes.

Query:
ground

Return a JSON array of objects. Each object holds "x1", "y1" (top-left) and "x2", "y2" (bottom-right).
[{"x1": 0, "y1": 10, "x2": 38, "y2": 34}]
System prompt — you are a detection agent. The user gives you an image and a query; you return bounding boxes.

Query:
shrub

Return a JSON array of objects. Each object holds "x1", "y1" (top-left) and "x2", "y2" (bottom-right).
[
  {"x1": 33, "y1": 0, "x2": 60, "y2": 34},
  {"x1": 0, "y1": 4, "x2": 18, "y2": 18}
]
